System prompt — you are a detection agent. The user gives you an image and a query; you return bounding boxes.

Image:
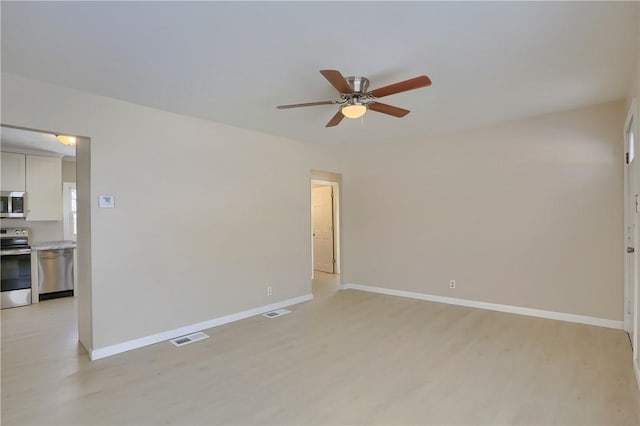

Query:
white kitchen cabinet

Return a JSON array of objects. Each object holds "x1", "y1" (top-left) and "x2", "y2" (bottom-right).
[
  {"x1": 26, "y1": 155, "x2": 62, "y2": 221},
  {"x1": 1, "y1": 152, "x2": 26, "y2": 191}
]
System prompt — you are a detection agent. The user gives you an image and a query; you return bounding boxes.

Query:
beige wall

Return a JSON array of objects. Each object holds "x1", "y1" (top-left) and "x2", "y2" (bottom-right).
[
  {"x1": 62, "y1": 159, "x2": 76, "y2": 182},
  {"x1": 627, "y1": 7, "x2": 640, "y2": 387},
  {"x1": 636, "y1": 21, "x2": 640, "y2": 392},
  {"x1": 1, "y1": 73, "x2": 342, "y2": 351},
  {"x1": 76, "y1": 136, "x2": 93, "y2": 351},
  {"x1": 342, "y1": 101, "x2": 625, "y2": 321}
]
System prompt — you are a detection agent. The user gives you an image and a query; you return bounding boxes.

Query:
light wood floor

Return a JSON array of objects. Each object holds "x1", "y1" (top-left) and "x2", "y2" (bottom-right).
[{"x1": 2, "y1": 272, "x2": 639, "y2": 425}]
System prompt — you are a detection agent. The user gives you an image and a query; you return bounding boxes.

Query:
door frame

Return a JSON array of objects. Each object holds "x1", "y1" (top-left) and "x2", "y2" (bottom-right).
[
  {"x1": 623, "y1": 99, "x2": 638, "y2": 351},
  {"x1": 311, "y1": 179, "x2": 340, "y2": 278}
]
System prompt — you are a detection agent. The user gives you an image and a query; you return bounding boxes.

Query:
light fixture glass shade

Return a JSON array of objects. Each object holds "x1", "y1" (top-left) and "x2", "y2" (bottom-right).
[
  {"x1": 56, "y1": 135, "x2": 76, "y2": 146},
  {"x1": 341, "y1": 104, "x2": 367, "y2": 119}
]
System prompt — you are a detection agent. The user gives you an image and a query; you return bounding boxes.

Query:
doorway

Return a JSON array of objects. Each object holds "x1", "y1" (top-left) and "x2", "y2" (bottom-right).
[
  {"x1": 624, "y1": 101, "x2": 638, "y2": 351},
  {"x1": 0, "y1": 124, "x2": 92, "y2": 353},
  {"x1": 311, "y1": 173, "x2": 341, "y2": 298}
]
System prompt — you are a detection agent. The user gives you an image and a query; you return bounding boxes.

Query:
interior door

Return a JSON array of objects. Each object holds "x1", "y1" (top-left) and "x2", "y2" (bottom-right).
[
  {"x1": 625, "y1": 120, "x2": 638, "y2": 347},
  {"x1": 313, "y1": 185, "x2": 334, "y2": 273}
]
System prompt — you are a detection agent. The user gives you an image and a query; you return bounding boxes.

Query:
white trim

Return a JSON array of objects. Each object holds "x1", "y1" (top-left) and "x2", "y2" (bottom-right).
[
  {"x1": 341, "y1": 283, "x2": 623, "y2": 330},
  {"x1": 634, "y1": 360, "x2": 640, "y2": 392},
  {"x1": 311, "y1": 179, "x2": 336, "y2": 186},
  {"x1": 90, "y1": 294, "x2": 313, "y2": 360}
]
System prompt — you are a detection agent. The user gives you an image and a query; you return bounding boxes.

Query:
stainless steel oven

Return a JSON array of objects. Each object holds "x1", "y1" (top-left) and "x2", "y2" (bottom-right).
[{"x1": 1, "y1": 228, "x2": 32, "y2": 309}]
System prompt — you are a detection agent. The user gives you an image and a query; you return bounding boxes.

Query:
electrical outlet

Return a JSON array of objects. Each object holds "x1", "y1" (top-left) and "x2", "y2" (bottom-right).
[
  {"x1": 267, "y1": 286, "x2": 273, "y2": 296},
  {"x1": 449, "y1": 280, "x2": 456, "y2": 289}
]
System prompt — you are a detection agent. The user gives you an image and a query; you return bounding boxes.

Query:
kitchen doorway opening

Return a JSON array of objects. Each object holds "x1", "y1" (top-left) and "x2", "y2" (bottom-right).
[
  {"x1": 0, "y1": 124, "x2": 93, "y2": 354},
  {"x1": 310, "y1": 170, "x2": 341, "y2": 298}
]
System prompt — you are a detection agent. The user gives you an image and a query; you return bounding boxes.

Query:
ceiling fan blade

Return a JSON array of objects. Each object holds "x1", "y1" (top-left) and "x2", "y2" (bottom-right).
[
  {"x1": 368, "y1": 102, "x2": 410, "y2": 117},
  {"x1": 368, "y1": 75, "x2": 431, "y2": 98},
  {"x1": 320, "y1": 70, "x2": 354, "y2": 94},
  {"x1": 325, "y1": 110, "x2": 345, "y2": 127},
  {"x1": 277, "y1": 100, "x2": 337, "y2": 109}
]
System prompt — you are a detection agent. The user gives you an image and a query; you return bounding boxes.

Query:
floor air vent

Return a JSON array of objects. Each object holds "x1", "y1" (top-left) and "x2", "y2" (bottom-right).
[
  {"x1": 169, "y1": 332, "x2": 209, "y2": 347},
  {"x1": 262, "y1": 308, "x2": 291, "y2": 318}
]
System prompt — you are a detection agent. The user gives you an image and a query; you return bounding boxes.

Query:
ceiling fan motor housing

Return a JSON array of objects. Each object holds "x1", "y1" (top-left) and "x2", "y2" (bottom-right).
[{"x1": 346, "y1": 76, "x2": 369, "y2": 94}]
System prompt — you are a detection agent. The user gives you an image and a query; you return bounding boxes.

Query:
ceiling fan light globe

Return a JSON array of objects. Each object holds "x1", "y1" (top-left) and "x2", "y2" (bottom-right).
[
  {"x1": 56, "y1": 135, "x2": 76, "y2": 145},
  {"x1": 341, "y1": 104, "x2": 367, "y2": 119}
]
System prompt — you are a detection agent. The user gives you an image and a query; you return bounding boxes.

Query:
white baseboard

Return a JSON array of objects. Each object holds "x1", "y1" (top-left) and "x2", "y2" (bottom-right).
[
  {"x1": 341, "y1": 283, "x2": 623, "y2": 330},
  {"x1": 634, "y1": 359, "x2": 640, "y2": 392},
  {"x1": 90, "y1": 294, "x2": 314, "y2": 361}
]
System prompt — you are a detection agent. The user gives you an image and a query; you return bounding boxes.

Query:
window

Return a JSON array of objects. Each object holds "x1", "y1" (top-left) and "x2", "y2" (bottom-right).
[
  {"x1": 628, "y1": 117, "x2": 635, "y2": 163},
  {"x1": 70, "y1": 187, "x2": 77, "y2": 237},
  {"x1": 63, "y1": 182, "x2": 77, "y2": 241}
]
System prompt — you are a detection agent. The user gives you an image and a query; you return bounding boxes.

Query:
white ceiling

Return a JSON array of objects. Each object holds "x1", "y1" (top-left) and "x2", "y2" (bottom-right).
[
  {"x1": 1, "y1": 2, "x2": 638, "y2": 145},
  {"x1": 1, "y1": 126, "x2": 75, "y2": 158}
]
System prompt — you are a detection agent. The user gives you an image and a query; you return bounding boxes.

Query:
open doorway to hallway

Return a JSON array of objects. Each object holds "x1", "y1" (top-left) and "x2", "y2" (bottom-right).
[{"x1": 311, "y1": 171, "x2": 341, "y2": 298}]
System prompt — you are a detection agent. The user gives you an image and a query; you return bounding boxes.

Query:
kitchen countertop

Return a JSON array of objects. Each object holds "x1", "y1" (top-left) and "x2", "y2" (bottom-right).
[{"x1": 31, "y1": 241, "x2": 77, "y2": 250}]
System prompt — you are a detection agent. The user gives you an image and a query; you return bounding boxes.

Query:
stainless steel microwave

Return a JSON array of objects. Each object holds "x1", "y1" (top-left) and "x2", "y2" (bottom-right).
[{"x1": 0, "y1": 192, "x2": 27, "y2": 218}]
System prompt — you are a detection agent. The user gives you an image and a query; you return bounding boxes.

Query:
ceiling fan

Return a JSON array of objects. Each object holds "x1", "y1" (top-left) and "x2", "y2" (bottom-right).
[{"x1": 277, "y1": 70, "x2": 432, "y2": 127}]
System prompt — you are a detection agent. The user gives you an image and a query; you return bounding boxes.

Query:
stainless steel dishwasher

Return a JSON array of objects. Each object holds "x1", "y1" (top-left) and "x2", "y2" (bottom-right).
[{"x1": 38, "y1": 248, "x2": 74, "y2": 300}]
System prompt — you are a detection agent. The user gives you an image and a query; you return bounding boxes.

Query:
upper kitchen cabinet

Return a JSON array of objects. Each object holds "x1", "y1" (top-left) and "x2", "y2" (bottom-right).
[
  {"x1": 1, "y1": 152, "x2": 26, "y2": 191},
  {"x1": 26, "y1": 155, "x2": 62, "y2": 221}
]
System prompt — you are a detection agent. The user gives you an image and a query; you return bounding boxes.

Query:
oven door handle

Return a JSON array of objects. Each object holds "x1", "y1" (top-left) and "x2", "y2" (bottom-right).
[{"x1": 0, "y1": 249, "x2": 32, "y2": 255}]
